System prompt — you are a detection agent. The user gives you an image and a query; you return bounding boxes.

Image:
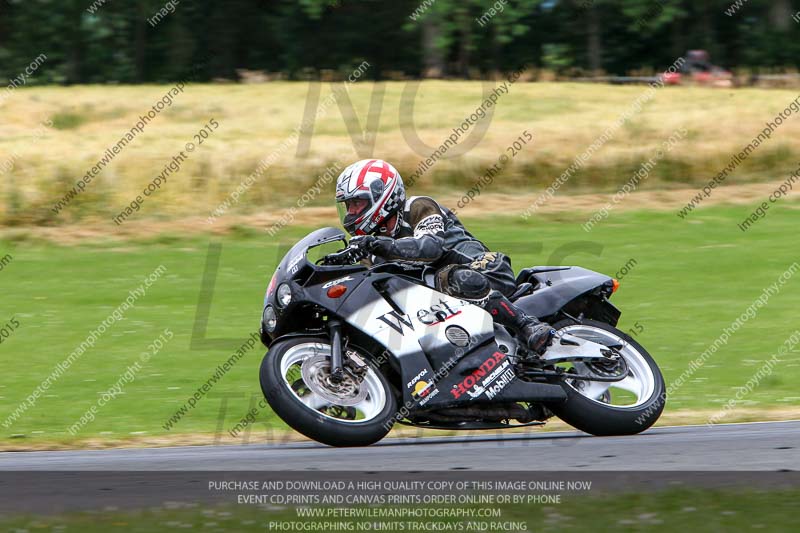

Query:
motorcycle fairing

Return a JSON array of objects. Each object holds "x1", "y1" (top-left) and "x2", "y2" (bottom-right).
[
  {"x1": 331, "y1": 274, "x2": 491, "y2": 408},
  {"x1": 332, "y1": 274, "x2": 566, "y2": 409}
]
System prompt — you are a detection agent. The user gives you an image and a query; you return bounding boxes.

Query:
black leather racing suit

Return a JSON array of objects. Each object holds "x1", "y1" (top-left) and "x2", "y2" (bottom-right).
[
  {"x1": 365, "y1": 196, "x2": 552, "y2": 354},
  {"x1": 370, "y1": 196, "x2": 516, "y2": 297}
]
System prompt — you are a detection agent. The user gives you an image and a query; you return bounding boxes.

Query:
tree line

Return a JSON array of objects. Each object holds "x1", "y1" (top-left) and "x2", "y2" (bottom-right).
[{"x1": 0, "y1": 0, "x2": 798, "y2": 85}]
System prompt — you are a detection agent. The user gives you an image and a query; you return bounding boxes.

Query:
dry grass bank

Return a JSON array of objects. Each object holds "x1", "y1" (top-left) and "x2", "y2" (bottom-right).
[{"x1": 1, "y1": 81, "x2": 797, "y2": 225}]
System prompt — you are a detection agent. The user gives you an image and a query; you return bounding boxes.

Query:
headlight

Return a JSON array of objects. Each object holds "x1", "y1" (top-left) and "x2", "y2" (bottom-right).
[
  {"x1": 277, "y1": 283, "x2": 292, "y2": 307},
  {"x1": 263, "y1": 305, "x2": 277, "y2": 333}
]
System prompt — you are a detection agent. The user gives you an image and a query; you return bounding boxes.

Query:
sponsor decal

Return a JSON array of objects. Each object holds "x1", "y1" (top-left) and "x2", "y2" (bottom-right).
[
  {"x1": 322, "y1": 276, "x2": 354, "y2": 289},
  {"x1": 463, "y1": 360, "x2": 512, "y2": 399},
  {"x1": 287, "y1": 253, "x2": 304, "y2": 274},
  {"x1": 406, "y1": 369, "x2": 428, "y2": 389},
  {"x1": 484, "y1": 367, "x2": 515, "y2": 400},
  {"x1": 416, "y1": 299, "x2": 461, "y2": 326},
  {"x1": 450, "y1": 351, "x2": 512, "y2": 400},
  {"x1": 413, "y1": 214, "x2": 445, "y2": 238},
  {"x1": 412, "y1": 380, "x2": 439, "y2": 406},
  {"x1": 377, "y1": 310, "x2": 414, "y2": 335},
  {"x1": 377, "y1": 299, "x2": 461, "y2": 335}
]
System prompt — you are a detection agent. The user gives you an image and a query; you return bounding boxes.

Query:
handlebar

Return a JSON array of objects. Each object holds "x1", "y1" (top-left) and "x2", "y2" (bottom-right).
[
  {"x1": 319, "y1": 248, "x2": 433, "y2": 285},
  {"x1": 321, "y1": 247, "x2": 355, "y2": 265},
  {"x1": 320, "y1": 242, "x2": 368, "y2": 265}
]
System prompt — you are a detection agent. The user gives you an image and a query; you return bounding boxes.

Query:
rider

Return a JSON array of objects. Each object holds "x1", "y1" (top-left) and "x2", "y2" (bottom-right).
[{"x1": 334, "y1": 159, "x2": 554, "y2": 356}]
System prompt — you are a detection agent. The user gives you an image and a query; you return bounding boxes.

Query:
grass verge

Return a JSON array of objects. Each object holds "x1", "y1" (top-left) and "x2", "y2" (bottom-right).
[{"x1": 1, "y1": 203, "x2": 799, "y2": 448}]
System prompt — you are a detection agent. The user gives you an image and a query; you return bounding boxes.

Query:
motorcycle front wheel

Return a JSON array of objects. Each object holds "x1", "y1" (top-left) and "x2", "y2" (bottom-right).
[
  {"x1": 260, "y1": 336, "x2": 397, "y2": 447},
  {"x1": 545, "y1": 319, "x2": 666, "y2": 436}
]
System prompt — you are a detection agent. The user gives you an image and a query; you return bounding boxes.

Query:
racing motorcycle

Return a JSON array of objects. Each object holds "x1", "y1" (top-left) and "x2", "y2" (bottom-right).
[{"x1": 259, "y1": 227, "x2": 665, "y2": 447}]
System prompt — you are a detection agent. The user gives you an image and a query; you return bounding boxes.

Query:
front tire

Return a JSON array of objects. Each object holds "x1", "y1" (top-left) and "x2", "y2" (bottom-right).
[
  {"x1": 546, "y1": 319, "x2": 665, "y2": 436},
  {"x1": 260, "y1": 336, "x2": 397, "y2": 447}
]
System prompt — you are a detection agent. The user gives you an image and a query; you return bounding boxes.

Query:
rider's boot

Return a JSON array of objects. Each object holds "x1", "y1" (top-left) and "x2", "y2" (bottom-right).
[{"x1": 483, "y1": 290, "x2": 554, "y2": 357}]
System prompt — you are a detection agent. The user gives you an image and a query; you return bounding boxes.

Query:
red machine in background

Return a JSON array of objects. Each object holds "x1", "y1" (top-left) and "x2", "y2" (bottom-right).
[{"x1": 662, "y1": 50, "x2": 733, "y2": 87}]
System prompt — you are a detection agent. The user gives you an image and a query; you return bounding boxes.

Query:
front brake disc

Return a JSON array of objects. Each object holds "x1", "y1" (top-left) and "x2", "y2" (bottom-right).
[{"x1": 300, "y1": 354, "x2": 368, "y2": 406}]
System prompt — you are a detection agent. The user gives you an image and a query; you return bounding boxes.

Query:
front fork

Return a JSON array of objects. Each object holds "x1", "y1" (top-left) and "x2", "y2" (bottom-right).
[{"x1": 328, "y1": 319, "x2": 344, "y2": 383}]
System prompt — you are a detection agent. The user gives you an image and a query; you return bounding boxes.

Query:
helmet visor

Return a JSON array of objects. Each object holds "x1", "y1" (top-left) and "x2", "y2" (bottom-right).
[{"x1": 337, "y1": 196, "x2": 372, "y2": 235}]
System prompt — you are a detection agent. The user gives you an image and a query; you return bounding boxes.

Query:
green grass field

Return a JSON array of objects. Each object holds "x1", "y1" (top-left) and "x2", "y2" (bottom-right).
[{"x1": 1, "y1": 201, "x2": 799, "y2": 447}]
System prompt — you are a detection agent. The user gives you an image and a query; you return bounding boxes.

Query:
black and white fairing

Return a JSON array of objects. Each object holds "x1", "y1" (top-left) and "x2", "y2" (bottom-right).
[
  {"x1": 342, "y1": 276, "x2": 566, "y2": 410},
  {"x1": 261, "y1": 227, "x2": 566, "y2": 414}
]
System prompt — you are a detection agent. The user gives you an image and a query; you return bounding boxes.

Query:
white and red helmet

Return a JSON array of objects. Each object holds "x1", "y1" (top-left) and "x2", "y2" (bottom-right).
[{"x1": 335, "y1": 159, "x2": 405, "y2": 236}]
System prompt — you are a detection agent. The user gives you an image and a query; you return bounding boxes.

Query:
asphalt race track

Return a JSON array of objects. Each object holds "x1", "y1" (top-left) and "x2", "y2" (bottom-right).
[{"x1": 1, "y1": 421, "x2": 798, "y2": 471}]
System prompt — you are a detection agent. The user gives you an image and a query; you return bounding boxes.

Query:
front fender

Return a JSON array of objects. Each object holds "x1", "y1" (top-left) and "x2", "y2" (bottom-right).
[{"x1": 266, "y1": 331, "x2": 328, "y2": 349}]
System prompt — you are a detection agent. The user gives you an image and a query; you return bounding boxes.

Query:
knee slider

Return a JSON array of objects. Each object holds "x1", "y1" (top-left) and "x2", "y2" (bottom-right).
[{"x1": 448, "y1": 266, "x2": 491, "y2": 300}]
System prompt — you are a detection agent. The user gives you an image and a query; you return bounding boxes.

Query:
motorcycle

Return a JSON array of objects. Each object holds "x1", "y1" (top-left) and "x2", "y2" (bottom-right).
[{"x1": 259, "y1": 227, "x2": 665, "y2": 447}]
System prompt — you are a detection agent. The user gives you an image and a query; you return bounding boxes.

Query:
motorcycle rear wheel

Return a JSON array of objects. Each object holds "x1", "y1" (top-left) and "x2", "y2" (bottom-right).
[{"x1": 545, "y1": 319, "x2": 665, "y2": 435}]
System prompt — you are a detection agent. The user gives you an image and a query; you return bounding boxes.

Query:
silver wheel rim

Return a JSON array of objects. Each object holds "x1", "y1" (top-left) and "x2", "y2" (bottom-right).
[
  {"x1": 558, "y1": 325, "x2": 656, "y2": 409},
  {"x1": 279, "y1": 342, "x2": 387, "y2": 424}
]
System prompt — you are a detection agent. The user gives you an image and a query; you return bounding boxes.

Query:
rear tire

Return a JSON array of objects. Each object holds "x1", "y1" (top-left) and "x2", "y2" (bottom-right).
[
  {"x1": 546, "y1": 319, "x2": 665, "y2": 436},
  {"x1": 260, "y1": 336, "x2": 397, "y2": 447}
]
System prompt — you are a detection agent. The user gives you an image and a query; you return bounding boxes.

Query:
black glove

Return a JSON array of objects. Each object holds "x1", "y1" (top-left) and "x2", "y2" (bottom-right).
[
  {"x1": 349, "y1": 235, "x2": 395, "y2": 257},
  {"x1": 348, "y1": 235, "x2": 376, "y2": 252},
  {"x1": 323, "y1": 240, "x2": 369, "y2": 265},
  {"x1": 336, "y1": 235, "x2": 374, "y2": 264}
]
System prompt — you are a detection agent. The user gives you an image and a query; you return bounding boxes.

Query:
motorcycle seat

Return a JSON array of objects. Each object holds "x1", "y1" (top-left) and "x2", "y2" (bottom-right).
[
  {"x1": 515, "y1": 266, "x2": 570, "y2": 285},
  {"x1": 509, "y1": 282, "x2": 534, "y2": 301}
]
